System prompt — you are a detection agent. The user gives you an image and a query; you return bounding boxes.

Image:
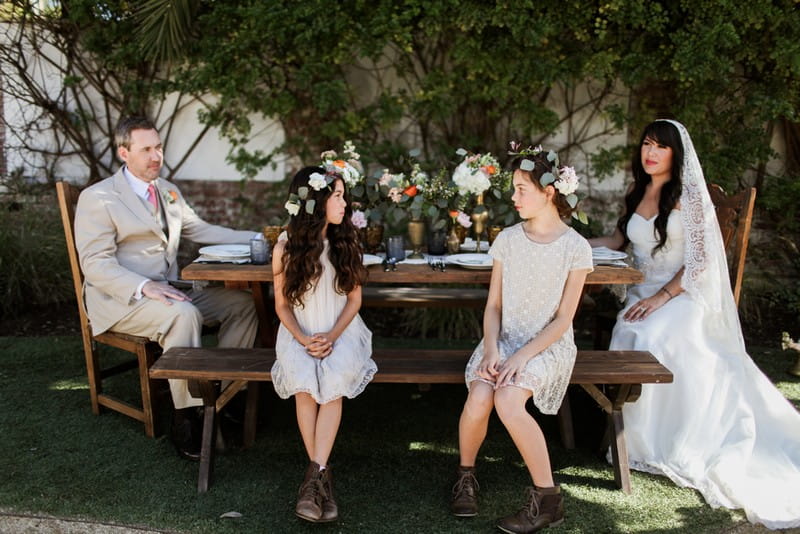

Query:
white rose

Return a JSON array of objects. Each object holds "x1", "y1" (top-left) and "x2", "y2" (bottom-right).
[
  {"x1": 308, "y1": 172, "x2": 328, "y2": 191},
  {"x1": 453, "y1": 162, "x2": 490, "y2": 195},
  {"x1": 285, "y1": 201, "x2": 300, "y2": 216},
  {"x1": 554, "y1": 166, "x2": 579, "y2": 196}
]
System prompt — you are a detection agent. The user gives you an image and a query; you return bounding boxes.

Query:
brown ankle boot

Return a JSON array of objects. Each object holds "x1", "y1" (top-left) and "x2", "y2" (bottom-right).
[
  {"x1": 450, "y1": 466, "x2": 480, "y2": 517},
  {"x1": 496, "y1": 485, "x2": 564, "y2": 533},
  {"x1": 319, "y1": 466, "x2": 338, "y2": 522},
  {"x1": 295, "y1": 462, "x2": 326, "y2": 522}
]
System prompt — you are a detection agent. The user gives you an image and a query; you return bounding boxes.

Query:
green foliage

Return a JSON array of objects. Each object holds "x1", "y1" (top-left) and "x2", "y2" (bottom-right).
[{"x1": 0, "y1": 190, "x2": 73, "y2": 319}]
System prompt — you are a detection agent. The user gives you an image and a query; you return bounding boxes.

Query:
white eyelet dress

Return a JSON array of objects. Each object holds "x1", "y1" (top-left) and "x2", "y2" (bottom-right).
[
  {"x1": 272, "y1": 240, "x2": 376, "y2": 404},
  {"x1": 464, "y1": 223, "x2": 593, "y2": 414}
]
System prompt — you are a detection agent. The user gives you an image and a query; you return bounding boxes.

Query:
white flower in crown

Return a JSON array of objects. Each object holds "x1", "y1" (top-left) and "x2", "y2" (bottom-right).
[
  {"x1": 554, "y1": 166, "x2": 579, "y2": 196},
  {"x1": 285, "y1": 200, "x2": 300, "y2": 216},
  {"x1": 308, "y1": 172, "x2": 329, "y2": 191}
]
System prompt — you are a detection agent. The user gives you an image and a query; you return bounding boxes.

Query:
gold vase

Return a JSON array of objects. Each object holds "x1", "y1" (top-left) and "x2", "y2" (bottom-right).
[
  {"x1": 470, "y1": 193, "x2": 489, "y2": 253},
  {"x1": 447, "y1": 225, "x2": 462, "y2": 254},
  {"x1": 407, "y1": 219, "x2": 426, "y2": 259},
  {"x1": 361, "y1": 224, "x2": 384, "y2": 253},
  {"x1": 488, "y1": 225, "x2": 503, "y2": 245},
  {"x1": 262, "y1": 225, "x2": 284, "y2": 251}
]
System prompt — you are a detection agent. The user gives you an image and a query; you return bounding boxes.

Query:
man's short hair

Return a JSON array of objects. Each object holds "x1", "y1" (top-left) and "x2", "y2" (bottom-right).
[{"x1": 115, "y1": 116, "x2": 158, "y2": 149}]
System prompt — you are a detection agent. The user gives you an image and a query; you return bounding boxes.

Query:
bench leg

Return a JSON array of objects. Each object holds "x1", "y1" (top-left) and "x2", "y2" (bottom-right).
[
  {"x1": 557, "y1": 392, "x2": 575, "y2": 449},
  {"x1": 608, "y1": 409, "x2": 631, "y2": 493},
  {"x1": 608, "y1": 384, "x2": 633, "y2": 494},
  {"x1": 196, "y1": 380, "x2": 219, "y2": 494}
]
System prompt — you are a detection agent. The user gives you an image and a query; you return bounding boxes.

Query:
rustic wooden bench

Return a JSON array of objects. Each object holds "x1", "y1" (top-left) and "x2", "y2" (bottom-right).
[{"x1": 150, "y1": 347, "x2": 671, "y2": 493}]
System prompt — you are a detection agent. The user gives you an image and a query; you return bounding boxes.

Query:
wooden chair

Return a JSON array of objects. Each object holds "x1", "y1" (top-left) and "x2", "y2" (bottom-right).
[
  {"x1": 708, "y1": 184, "x2": 757, "y2": 307},
  {"x1": 56, "y1": 181, "x2": 162, "y2": 437}
]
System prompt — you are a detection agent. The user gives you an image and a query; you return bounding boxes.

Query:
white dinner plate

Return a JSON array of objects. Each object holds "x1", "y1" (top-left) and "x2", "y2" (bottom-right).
[
  {"x1": 198, "y1": 244, "x2": 251, "y2": 260},
  {"x1": 591, "y1": 246, "x2": 627, "y2": 260},
  {"x1": 363, "y1": 254, "x2": 383, "y2": 266},
  {"x1": 447, "y1": 253, "x2": 493, "y2": 270}
]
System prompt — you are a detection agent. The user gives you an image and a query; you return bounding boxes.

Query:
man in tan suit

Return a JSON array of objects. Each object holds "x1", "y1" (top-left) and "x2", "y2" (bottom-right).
[{"x1": 75, "y1": 116, "x2": 258, "y2": 459}]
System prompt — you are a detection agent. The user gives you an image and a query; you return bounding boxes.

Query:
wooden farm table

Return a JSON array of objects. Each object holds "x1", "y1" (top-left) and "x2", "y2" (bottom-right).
[
  {"x1": 182, "y1": 262, "x2": 643, "y2": 346},
  {"x1": 183, "y1": 262, "x2": 643, "y2": 285}
]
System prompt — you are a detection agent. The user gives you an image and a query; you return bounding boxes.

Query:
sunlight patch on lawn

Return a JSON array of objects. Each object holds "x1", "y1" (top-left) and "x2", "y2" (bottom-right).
[
  {"x1": 407, "y1": 441, "x2": 458, "y2": 455},
  {"x1": 50, "y1": 379, "x2": 88, "y2": 391}
]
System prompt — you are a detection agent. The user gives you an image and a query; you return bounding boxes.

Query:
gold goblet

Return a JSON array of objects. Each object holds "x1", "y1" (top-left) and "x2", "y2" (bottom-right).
[{"x1": 407, "y1": 219, "x2": 426, "y2": 259}]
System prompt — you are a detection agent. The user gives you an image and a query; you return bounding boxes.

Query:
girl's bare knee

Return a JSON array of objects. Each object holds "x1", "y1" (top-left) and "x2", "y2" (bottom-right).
[{"x1": 494, "y1": 388, "x2": 528, "y2": 422}]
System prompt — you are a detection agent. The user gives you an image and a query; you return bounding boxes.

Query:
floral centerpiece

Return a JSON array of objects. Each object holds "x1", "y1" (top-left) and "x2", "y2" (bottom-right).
[
  {"x1": 320, "y1": 140, "x2": 362, "y2": 188},
  {"x1": 452, "y1": 148, "x2": 500, "y2": 197}
]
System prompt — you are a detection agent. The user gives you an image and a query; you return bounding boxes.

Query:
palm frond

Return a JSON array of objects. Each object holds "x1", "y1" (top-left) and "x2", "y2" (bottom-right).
[{"x1": 134, "y1": 0, "x2": 199, "y2": 63}]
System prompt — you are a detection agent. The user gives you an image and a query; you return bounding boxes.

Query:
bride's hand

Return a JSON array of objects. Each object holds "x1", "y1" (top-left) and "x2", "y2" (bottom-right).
[{"x1": 623, "y1": 291, "x2": 671, "y2": 322}]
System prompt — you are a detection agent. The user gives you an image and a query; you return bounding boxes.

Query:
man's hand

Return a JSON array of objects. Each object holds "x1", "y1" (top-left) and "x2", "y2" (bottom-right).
[{"x1": 142, "y1": 281, "x2": 191, "y2": 305}]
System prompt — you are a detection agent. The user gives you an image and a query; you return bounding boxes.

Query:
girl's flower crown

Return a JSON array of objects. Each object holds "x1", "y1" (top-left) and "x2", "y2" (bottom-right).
[
  {"x1": 284, "y1": 172, "x2": 335, "y2": 217},
  {"x1": 508, "y1": 141, "x2": 580, "y2": 207}
]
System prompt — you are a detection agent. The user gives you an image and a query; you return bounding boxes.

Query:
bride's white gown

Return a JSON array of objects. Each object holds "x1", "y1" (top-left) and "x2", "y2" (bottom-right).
[{"x1": 610, "y1": 210, "x2": 800, "y2": 529}]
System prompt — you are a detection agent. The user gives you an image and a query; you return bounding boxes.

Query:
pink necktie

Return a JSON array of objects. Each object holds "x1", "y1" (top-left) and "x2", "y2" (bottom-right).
[{"x1": 146, "y1": 183, "x2": 158, "y2": 212}]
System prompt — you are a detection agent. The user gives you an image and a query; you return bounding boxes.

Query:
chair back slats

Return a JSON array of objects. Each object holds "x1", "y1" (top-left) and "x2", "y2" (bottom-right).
[
  {"x1": 708, "y1": 184, "x2": 757, "y2": 307},
  {"x1": 56, "y1": 181, "x2": 92, "y2": 336}
]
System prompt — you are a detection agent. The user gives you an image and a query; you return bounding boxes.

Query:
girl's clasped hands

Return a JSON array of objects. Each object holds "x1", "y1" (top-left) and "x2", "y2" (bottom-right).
[
  {"x1": 304, "y1": 333, "x2": 333, "y2": 358},
  {"x1": 477, "y1": 349, "x2": 527, "y2": 388}
]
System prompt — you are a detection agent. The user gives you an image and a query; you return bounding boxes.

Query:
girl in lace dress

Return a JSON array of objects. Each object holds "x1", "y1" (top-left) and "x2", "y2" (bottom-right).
[
  {"x1": 590, "y1": 120, "x2": 800, "y2": 528},
  {"x1": 451, "y1": 150, "x2": 593, "y2": 533},
  {"x1": 272, "y1": 166, "x2": 376, "y2": 524}
]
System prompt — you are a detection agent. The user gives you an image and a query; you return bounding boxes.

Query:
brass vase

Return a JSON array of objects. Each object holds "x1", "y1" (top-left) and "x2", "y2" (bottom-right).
[
  {"x1": 447, "y1": 225, "x2": 462, "y2": 254},
  {"x1": 361, "y1": 224, "x2": 384, "y2": 253},
  {"x1": 407, "y1": 219, "x2": 426, "y2": 259},
  {"x1": 262, "y1": 225, "x2": 284, "y2": 251},
  {"x1": 488, "y1": 225, "x2": 503, "y2": 245},
  {"x1": 470, "y1": 193, "x2": 489, "y2": 253}
]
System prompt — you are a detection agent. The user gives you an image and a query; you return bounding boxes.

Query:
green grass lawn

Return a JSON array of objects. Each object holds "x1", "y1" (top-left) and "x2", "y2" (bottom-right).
[{"x1": 0, "y1": 335, "x2": 798, "y2": 533}]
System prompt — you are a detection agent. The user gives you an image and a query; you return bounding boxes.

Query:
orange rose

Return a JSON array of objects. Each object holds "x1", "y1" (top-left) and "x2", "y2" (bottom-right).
[
  {"x1": 168, "y1": 191, "x2": 178, "y2": 202},
  {"x1": 449, "y1": 210, "x2": 459, "y2": 219},
  {"x1": 333, "y1": 159, "x2": 346, "y2": 168},
  {"x1": 483, "y1": 165, "x2": 497, "y2": 175},
  {"x1": 403, "y1": 185, "x2": 418, "y2": 197}
]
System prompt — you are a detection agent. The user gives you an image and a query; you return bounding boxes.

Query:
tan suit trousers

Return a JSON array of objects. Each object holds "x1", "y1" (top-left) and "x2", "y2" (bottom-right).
[{"x1": 111, "y1": 286, "x2": 258, "y2": 409}]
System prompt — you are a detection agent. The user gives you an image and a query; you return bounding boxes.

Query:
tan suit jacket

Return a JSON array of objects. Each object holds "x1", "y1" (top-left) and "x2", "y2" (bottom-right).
[{"x1": 75, "y1": 168, "x2": 253, "y2": 335}]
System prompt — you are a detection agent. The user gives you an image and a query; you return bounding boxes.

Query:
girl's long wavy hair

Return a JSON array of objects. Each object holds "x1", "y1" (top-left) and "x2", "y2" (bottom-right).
[
  {"x1": 281, "y1": 166, "x2": 367, "y2": 307},
  {"x1": 617, "y1": 120, "x2": 684, "y2": 254}
]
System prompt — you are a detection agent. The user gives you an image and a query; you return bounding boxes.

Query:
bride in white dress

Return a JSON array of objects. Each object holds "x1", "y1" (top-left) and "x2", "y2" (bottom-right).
[{"x1": 590, "y1": 119, "x2": 800, "y2": 529}]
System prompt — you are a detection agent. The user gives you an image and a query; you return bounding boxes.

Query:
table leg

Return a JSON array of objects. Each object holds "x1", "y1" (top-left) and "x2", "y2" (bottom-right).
[
  {"x1": 251, "y1": 281, "x2": 276, "y2": 347},
  {"x1": 243, "y1": 382, "x2": 260, "y2": 448},
  {"x1": 557, "y1": 392, "x2": 576, "y2": 449}
]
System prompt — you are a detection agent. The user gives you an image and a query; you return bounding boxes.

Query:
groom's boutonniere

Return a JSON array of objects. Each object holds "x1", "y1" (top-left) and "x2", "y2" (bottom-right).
[{"x1": 162, "y1": 190, "x2": 178, "y2": 204}]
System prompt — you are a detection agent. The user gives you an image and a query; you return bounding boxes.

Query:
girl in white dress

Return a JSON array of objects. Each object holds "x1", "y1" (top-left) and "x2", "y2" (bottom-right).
[
  {"x1": 451, "y1": 150, "x2": 593, "y2": 533},
  {"x1": 272, "y1": 166, "x2": 376, "y2": 524},
  {"x1": 590, "y1": 119, "x2": 800, "y2": 529}
]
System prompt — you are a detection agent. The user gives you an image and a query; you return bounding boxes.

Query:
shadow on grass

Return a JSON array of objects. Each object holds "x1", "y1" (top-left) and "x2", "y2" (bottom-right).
[{"x1": 2, "y1": 335, "x2": 794, "y2": 533}]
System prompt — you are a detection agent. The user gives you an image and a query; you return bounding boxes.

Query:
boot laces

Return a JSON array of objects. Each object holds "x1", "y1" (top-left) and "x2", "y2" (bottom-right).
[
  {"x1": 523, "y1": 487, "x2": 541, "y2": 520},
  {"x1": 299, "y1": 472, "x2": 328, "y2": 501},
  {"x1": 452, "y1": 470, "x2": 480, "y2": 498}
]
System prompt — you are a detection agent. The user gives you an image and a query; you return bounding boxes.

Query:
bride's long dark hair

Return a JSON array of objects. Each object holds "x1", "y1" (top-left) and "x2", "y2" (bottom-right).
[
  {"x1": 617, "y1": 120, "x2": 684, "y2": 253},
  {"x1": 281, "y1": 166, "x2": 366, "y2": 307}
]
